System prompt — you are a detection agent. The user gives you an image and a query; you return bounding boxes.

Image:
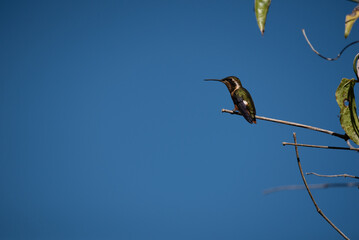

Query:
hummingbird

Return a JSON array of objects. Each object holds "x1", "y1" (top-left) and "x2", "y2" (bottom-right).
[{"x1": 205, "y1": 76, "x2": 256, "y2": 124}]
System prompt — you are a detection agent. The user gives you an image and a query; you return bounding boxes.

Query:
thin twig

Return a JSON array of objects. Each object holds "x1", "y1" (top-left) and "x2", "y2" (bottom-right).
[
  {"x1": 282, "y1": 142, "x2": 359, "y2": 152},
  {"x1": 346, "y1": 139, "x2": 355, "y2": 149},
  {"x1": 222, "y1": 109, "x2": 348, "y2": 141},
  {"x1": 307, "y1": 172, "x2": 359, "y2": 180},
  {"x1": 263, "y1": 182, "x2": 359, "y2": 195},
  {"x1": 302, "y1": 29, "x2": 359, "y2": 61},
  {"x1": 293, "y1": 133, "x2": 350, "y2": 240}
]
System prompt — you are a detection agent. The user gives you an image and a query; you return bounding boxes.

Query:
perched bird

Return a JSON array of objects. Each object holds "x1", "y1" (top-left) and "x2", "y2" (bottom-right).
[{"x1": 205, "y1": 76, "x2": 256, "y2": 124}]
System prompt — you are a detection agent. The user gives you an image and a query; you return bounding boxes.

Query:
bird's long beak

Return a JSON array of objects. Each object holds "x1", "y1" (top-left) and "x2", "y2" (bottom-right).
[{"x1": 204, "y1": 79, "x2": 222, "y2": 82}]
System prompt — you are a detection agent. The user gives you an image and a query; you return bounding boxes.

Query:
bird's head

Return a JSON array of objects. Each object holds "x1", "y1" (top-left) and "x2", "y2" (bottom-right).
[{"x1": 205, "y1": 76, "x2": 242, "y2": 92}]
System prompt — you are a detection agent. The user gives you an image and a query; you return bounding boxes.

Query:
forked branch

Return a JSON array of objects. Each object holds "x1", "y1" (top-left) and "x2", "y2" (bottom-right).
[{"x1": 292, "y1": 133, "x2": 350, "y2": 240}]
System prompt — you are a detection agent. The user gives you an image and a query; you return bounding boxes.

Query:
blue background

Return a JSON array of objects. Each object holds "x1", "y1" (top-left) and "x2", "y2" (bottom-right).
[{"x1": 1, "y1": 1, "x2": 358, "y2": 239}]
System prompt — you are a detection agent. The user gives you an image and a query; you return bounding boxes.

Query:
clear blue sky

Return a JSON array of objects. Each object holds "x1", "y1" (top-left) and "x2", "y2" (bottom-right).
[{"x1": 1, "y1": 1, "x2": 358, "y2": 239}]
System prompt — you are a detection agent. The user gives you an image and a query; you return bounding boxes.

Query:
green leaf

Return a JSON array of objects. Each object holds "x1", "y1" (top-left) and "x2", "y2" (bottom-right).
[
  {"x1": 345, "y1": 4, "x2": 359, "y2": 38},
  {"x1": 255, "y1": 0, "x2": 271, "y2": 35},
  {"x1": 335, "y1": 78, "x2": 359, "y2": 145}
]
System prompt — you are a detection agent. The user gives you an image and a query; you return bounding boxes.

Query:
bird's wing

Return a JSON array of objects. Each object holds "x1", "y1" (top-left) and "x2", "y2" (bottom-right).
[
  {"x1": 240, "y1": 88, "x2": 256, "y2": 116},
  {"x1": 231, "y1": 92, "x2": 254, "y2": 124}
]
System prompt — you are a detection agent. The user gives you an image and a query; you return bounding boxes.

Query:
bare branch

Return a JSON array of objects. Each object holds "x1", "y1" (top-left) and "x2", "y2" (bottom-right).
[
  {"x1": 282, "y1": 142, "x2": 359, "y2": 152},
  {"x1": 302, "y1": 29, "x2": 359, "y2": 61},
  {"x1": 222, "y1": 109, "x2": 348, "y2": 141},
  {"x1": 264, "y1": 182, "x2": 359, "y2": 195},
  {"x1": 293, "y1": 133, "x2": 350, "y2": 240},
  {"x1": 346, "y1": 139, "x2": 355, "y2": 149},
  {"x1": 307, "y1": 172, "x2": 359, "y2": 180}
]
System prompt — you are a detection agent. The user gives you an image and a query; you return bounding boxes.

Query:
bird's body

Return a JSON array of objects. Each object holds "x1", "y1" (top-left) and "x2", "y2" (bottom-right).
[{"x1": 205, "y1": 76, "x2": 256, "y2": 124}]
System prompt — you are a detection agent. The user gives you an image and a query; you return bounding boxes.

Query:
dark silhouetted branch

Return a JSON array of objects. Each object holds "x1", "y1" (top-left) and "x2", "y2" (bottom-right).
[{"x1": 282, "y1": 142, "x2": 359, "y2": 152}]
